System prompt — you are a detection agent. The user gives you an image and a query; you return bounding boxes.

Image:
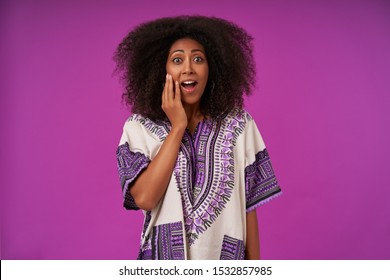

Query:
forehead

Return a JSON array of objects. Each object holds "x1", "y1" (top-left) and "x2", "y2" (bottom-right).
[{"x1": 169, "y1": 38, "x2": 205, "y2": 52}]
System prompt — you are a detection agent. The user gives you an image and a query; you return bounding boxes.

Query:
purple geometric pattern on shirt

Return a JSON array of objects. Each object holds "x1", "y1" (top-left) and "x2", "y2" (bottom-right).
[
  {"x1": 128, "y1": 114, "x2": 170, "y2": 141},
  {"x1": 138, "y1": 221, "x2": 185, "y2": 260},
  {"x1": 245, "y1": 148, "x2": 281, "y2": 212},
  {"x1": 220, "y1": 235, "x2": 245, "y2": 260},
  {"x1": 136, "y1": 211, "x2": 153, "y2": 259},
  {"x1": 175, "y1": 109, "x2": 247, "y2": 245},
  {"x1": 116, "y1": 142, "x2": 150, "y2": 210},
  {"x1": 141, "y1": 211, "x2": 152, "y2": 240},
  {"x1": 137, "y1": 237, "x2": 152, "y2": 260}
]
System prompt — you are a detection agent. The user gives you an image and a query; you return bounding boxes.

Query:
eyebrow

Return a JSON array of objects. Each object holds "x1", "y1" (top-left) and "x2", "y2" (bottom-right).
[{"x1": 170, "y1": 49, "x2": 205, "y2": 55}]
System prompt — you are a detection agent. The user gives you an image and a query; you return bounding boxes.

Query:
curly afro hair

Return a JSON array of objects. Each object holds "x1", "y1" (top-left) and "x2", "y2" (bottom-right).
[{"x1": 114, "y1": 15, "x2": 256, "y2": 121}]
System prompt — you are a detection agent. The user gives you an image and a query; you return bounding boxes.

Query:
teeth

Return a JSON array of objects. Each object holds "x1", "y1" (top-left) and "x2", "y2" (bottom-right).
[{"x1": 183, "y1": 81, "x2": 196, "y2": 85}]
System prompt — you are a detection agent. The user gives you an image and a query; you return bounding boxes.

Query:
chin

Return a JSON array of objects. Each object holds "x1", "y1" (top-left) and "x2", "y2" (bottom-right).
[{"x1": 182, "y1": 95, "x2": 203, "y2": 104}]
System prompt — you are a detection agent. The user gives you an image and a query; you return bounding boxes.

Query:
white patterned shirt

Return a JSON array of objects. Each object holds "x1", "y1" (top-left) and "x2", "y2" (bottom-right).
[{"x1": 116, "y1": 109, "x2": 281, "y2": 260}]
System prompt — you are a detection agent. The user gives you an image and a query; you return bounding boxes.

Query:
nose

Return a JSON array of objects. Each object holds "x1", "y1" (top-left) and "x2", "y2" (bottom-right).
[{"x1": 182, "y1": 58, "x2": 194, "y2": 75}]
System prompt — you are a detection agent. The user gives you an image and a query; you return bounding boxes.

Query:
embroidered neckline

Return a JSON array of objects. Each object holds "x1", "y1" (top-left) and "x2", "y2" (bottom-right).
[{"x1": 174, "y1": 110, "x2": 248, "y2": 245}]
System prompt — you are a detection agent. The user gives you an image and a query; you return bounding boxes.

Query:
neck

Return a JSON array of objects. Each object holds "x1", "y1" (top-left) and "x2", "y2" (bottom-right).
[
  {"x1": 183, "y1": 103, "x2": 202, "y2": 122},
  {"x1": 183, "y1": 103, "x2": 203, "y2": 134}
]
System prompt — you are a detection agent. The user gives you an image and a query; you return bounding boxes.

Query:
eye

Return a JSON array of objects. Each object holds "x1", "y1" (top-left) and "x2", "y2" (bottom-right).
[
  {"x1": 172, "y1": 57, "x2": 182, "y2": 64},
  {"x1": 194, "y1": 56, "x2": 204, "y2": 63}
]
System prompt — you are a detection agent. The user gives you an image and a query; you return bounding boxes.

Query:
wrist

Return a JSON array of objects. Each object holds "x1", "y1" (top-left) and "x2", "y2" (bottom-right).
[{"x1": 170, "y1": 124, "x2": 186, "y2": 134}]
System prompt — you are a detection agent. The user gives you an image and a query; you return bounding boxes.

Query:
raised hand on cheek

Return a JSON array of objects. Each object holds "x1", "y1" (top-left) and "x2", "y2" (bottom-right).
[{"x1": 161, "y1": 74, "x2": 188, "y2": 131}]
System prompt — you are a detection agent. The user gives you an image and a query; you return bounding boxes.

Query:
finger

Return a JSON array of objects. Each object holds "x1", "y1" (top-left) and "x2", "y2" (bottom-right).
[
  {"x1": 162, "y1": 74, "x2": 169, "y2": 106},
  {"x1": 167, "y1": 74, "x2": 174, "y2": 102},
  {"x1": 174, "y1": 80, "x2": 181, "y2": 102}
]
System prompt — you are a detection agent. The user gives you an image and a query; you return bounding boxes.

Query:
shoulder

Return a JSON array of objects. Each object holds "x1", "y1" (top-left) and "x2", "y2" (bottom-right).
[
  {"x1": 123, "y1": 113, "x2": 170, "y2": 142},
  {"x1": 223, "y1": 108, "x2": 254, "y2": 125},
  {"x1": 124, "y1": 113, "x2": 161, "y2": 128},
  {"x1": 124, "y1": 113, "x2": 151, "y2": 125},
  {"x1": 215, "y1": 108, "x2": 256, "y2": 145}
]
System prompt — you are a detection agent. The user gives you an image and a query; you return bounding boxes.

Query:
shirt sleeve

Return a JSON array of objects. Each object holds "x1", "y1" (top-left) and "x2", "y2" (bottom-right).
[
  {"x1": 244, "y1": 115, "x2": 282, "y2": 212},
  {"x1": 116, "y1": 116, "x2": 153, "y2": 210}
]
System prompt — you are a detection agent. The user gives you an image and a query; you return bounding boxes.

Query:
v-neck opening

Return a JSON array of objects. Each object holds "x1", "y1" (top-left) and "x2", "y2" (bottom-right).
[{"x1": 186, "y1": 119, "x2": 203, "y2": 139}]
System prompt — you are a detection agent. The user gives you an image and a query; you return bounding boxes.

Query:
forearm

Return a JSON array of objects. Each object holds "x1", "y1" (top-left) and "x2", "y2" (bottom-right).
[
  {"x1": 130, "y1": 126, "x2": 185, "y2": 211},
  {"x1": 245, "y1": 210, "x2": 260, "y2": 260}
]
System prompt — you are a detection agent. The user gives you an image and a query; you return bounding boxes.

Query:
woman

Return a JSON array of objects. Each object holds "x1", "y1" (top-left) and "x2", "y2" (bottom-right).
[{"x1": 114, "y1": 15, "x2": 281, "y2": 260}]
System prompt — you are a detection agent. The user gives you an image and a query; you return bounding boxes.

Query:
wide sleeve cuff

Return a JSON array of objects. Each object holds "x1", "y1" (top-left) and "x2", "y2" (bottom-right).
[
  {"x1": 116, "y1": 142, "x2": 150, "y2": 210},
  {"x1": 245, "y1": 148, "x2": 282, "y2": 212}
]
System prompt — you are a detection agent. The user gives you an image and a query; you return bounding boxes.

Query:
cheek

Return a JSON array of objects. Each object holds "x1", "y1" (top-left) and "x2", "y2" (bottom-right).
[
  {"x1": 165, "y1": 63, "x2": 170, "y2": 74},
  {"x1": 168, "y1": 73, "x2": 181, "y2": 84},
  {"x1": 165, "y1": 65, "x2": 178, "y2": 77},
  {"x1": 165, "y1": 61, "x2": 176, "y2": 74},
  {"x1": 202, "y1": 65, "x2": 209, "y2": 80}
]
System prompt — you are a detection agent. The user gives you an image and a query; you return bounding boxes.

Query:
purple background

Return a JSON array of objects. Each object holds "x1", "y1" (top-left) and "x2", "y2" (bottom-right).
[{"x1": 1, "y1": 0, "x2": 389, "y2": 260}]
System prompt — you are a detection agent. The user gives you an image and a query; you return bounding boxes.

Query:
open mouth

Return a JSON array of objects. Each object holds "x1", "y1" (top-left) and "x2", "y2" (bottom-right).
[{"x1": 181, "y1": 80, "x2": 198, "y2": 92}]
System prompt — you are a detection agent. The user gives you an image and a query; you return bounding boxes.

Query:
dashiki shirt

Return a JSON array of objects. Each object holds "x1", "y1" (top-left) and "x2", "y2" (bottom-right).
[{"x1": 116, "y1": 108, "x2": 281, "y2": 260}]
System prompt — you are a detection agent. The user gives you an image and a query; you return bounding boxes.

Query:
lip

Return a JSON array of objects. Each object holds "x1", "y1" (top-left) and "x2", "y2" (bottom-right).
[
  {"x1": 180, "y1": 79, "x2": 198, "y2": 84},
  {"x1": 180, "y1": 80, "x2": 198, "y2": 94},
  {"x1": 181, "y1": 84, "x2": 196, "y2": 94}
]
